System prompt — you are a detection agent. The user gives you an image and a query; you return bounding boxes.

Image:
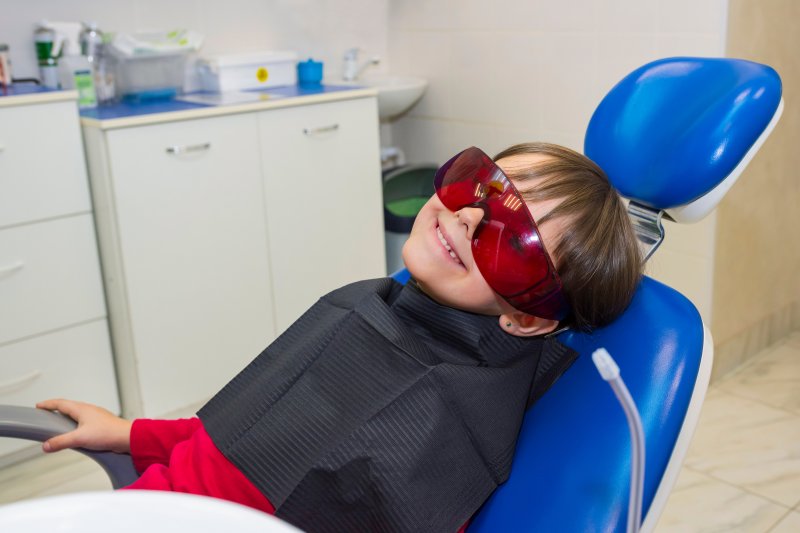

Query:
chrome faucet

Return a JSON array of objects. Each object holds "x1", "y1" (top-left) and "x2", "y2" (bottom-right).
[{"x1": 342, "y1": 48, "x2": 380, "y2": 81}]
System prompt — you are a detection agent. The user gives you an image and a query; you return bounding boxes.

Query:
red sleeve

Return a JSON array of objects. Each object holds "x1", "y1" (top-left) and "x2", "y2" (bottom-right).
[
  {"x1": 123, "y1": 421, "x2": 275, "y2": 515},
  {"x1": 129, "y1": 418, "x2": 203, "y2": 473}
]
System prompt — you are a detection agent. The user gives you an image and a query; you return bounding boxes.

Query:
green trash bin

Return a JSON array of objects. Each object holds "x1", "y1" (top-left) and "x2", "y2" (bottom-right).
[{"x1": 382, "y1": 164, "x2": 437, "y2": 274}]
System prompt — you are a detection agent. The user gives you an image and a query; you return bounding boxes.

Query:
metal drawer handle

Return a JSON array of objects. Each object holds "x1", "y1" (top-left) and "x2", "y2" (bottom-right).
[
  {"x1": 303, "y1": 124, "x2": 339, "y2": 136},
  {"x1": 0, "y1": 370, "x2": 42, "y2": 395},
  {"x1": 166, "y1": 142, "x2": 211, "y2": 155},
  {"x1": 0, "y1": 260, "x2": 24, "y2": 279}
]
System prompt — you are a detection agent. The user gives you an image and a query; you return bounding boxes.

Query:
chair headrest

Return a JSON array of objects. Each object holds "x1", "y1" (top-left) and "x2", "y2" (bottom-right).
[{"x1": 585, "y1": 57, "x2": 782, "y2": 222}]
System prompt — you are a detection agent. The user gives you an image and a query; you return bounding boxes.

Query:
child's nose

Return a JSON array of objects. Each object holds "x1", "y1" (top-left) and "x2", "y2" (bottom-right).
[{"x1": 457, "y1": 207, "x2": 485, "y2": 240}]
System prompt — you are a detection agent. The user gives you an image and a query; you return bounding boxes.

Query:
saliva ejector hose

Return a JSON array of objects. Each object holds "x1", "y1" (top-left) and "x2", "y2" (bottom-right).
[{"x1": 592, "y1": 348, "x2": 645, "y2": 533}]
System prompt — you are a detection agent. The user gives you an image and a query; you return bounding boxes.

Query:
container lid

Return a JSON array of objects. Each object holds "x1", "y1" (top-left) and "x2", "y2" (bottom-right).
[
  {"x1": 200, "y1": 50, "x2": 298, "y2": 69},
  {"x1": 112, "y1": 30, "x2": 203, "y2": 57}
]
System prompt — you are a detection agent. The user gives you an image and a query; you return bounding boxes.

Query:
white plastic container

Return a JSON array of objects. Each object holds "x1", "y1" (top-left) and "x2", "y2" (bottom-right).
[
  {"x1": 110, "y1": 30, "x2": 203, "y2": 101},
  {"x1": 113, "y1": 52, "x2": 188, "y2": 99},
  {"x1": 198, "y1": 51, "x2": 298, "y2": 92}
]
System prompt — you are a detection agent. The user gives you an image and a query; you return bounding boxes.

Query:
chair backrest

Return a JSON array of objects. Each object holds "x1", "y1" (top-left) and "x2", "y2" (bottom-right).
[{"x1": 467, "y1": 57, "x2": 782, "y2": 532}]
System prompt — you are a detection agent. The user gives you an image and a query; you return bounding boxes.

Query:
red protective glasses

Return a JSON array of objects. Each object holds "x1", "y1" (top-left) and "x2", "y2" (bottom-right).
[{"x1": 434, "y1": 147, "x2": 570, "y2": 321}]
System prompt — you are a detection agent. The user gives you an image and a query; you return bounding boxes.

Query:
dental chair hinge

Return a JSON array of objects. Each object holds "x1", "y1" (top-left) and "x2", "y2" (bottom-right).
[{"x1": 627, "y1": 201, "x2": 665, "y2": 262}]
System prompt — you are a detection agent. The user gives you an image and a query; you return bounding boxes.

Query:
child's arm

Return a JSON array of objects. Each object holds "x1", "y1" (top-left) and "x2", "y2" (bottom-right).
[
  {"x1": 35, "y1": 398, "x2": 132, "y2": 453},
  {"x1": 129, "y1": 417, "x2": 203, "y2": 472}
]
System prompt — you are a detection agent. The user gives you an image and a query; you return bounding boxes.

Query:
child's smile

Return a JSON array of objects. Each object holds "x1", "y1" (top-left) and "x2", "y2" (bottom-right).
[{"x1": 435, "y1": 223, "x2": 463, "y2": 265}]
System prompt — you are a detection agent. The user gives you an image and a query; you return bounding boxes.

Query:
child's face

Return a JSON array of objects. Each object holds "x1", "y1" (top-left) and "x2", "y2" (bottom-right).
[{"x1": 402, "y1": 153, "x2": 567, "y2": 328}]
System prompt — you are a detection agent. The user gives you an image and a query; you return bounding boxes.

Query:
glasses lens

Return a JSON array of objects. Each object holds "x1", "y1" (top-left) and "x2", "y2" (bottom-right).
[{"x1": 433, "y1": 147, "x2": 569, "y2": 320}]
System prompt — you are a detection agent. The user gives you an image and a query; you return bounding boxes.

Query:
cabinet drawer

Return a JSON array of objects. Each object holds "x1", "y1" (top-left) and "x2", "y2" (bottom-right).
[
  {"x1": 0, "y1": 101, "x2": 91, "y2": 228},
  {"x1": 0, "y1": 214, "x2": 107, "y2": 345},
  {"x1": 0, "y1": 320, "x2": 118, "y2": 458}
]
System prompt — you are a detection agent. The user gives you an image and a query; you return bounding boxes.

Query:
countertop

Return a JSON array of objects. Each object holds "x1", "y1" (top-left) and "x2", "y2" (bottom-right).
[
  {"x1": 0, "y1": 84, "x2": 78, "y2": 107},
  {"x1": 0, "y1": 84, "x2": 376, "y2": 129},
  {"x1": 80, "y1": 84, "x2": 376, "y2": 130}
]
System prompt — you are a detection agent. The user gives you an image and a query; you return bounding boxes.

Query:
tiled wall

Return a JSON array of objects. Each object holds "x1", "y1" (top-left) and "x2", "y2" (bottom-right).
[
  {"x1": 387, "y1": 0, "x2": 729, "y2": 324},
  {"x1": 712, "y1": 0, "x2": 800, "y2": 378},
  {"x1": 0, "y1": 0, "x2": 389, "y2": 82}
]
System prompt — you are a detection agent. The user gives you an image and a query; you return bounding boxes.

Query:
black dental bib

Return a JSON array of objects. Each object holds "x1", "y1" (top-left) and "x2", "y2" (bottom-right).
[{"x1": 198, "y1": 278, "x2": 576, "y2": 532}]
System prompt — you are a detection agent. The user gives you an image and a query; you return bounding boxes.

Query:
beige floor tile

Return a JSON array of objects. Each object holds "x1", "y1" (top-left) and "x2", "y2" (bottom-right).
[
  {"x1": 34, "y1": 466, "x2": 111, "y2": 499},
  {"x1": 769, "y1": 510, "x2": 800, "y2": 533},
  {"x1": 655, "y1": 468, "x2": 788, "y2": 532},
  {"x1": 717, "y1": 333, "x2": 800, "y2": 415},
  {"x1": 683, "y1": 389, "x2": 800, "y2": 507},
  {"x1": 0, "y1": 450, "x2": 110, "y2": 504}
]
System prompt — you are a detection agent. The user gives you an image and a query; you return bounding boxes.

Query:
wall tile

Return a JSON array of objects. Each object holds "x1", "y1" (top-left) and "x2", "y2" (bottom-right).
[
  {"x1": 594, "y1": 0, "x2": 658, "y2": 33},
  {"x1": 658, "y1": 212, "x2": 717, "y2": 260},
  {"x1": 521, "y1": 0, "x2": 601, "y2": 33},
  {"x1": 388, "y1": 30, "x2": 453, "y2": 120},
  {"x1": 592, "y1": 32, "x2": 658, "y2": 100},
  {"x1": 445, "y1": 31, "x2": 506, "y2": 125},
  {"x1": 657, "y1": 0, "x2": 729, "y2": 34},
  {"x1": 654, "y1": 32, "x2": 724, "y2": 57},
  {"x1": 538, "y1": 32, "x2": 599, "y2": 137},
  {"x1": 646, "y1": 248, "x2": 713, "y2": 324},
  {"x1": 388, "y1": 0, "x2": 455, "y2": 31}
]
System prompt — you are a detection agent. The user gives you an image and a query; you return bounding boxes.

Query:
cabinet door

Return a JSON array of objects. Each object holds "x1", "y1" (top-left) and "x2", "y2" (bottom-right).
[
  {"x1": 258, "y1": 97, "x2": 386, "y2": 332},
  {"x1": 0, "y1": 101, "x2": 91, "y2": 228},
  {"x1": 106, "y1": 113, "x2": 274, "y2": 416}
]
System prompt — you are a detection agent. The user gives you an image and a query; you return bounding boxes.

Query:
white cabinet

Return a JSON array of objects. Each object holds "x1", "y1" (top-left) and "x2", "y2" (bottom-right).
[
  {"x1": 0, "y1": 94, "x2": 119, "y2": 463},
  {"x1": 83, "y1": 93, "x2": 385, "y2": 418},
  {"x1": 258, "y1": 98, "x2": 386, "y2": 331}
]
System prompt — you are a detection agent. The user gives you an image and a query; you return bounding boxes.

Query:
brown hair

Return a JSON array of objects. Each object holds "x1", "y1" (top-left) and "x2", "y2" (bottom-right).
[{"x1": 494, "y1": 142, "x2": 643, "y2": 331}]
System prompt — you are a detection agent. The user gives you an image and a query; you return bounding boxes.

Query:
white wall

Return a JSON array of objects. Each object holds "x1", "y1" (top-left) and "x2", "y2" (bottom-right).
[
  {"x1": 0, "y1": 0, "x2": 389, "y2": 81},
  {"x1": 387, "y1": 0, "x2": 729, "y2": 323}
]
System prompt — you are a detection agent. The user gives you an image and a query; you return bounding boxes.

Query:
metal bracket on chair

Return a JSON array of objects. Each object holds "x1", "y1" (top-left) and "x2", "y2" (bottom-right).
[{"x1": 627, "y1": 201, "x2": 665, "y2": 262}]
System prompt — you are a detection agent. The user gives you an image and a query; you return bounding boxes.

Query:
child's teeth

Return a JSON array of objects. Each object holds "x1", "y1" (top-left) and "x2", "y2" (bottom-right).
[
  {"x1": 437, "y1": 227, "x2": 451, "y2": 250},
  {"x1": 437, "y1": 227, "x2": 461, "y2": 263}
]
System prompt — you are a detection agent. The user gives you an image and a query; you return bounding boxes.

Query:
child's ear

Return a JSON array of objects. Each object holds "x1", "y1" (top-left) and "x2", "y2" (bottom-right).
[{"x1": 499, "y1": 311, "x2": 559, "y2": 337}]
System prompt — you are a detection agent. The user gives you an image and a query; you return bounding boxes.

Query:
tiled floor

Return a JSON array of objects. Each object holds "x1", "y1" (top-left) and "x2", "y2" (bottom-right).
[
  {"x1": 656, "y1": 330, "x2": 800, "y2": 532},
  {"x1": 1, "y1": 331, "x2": 798, "y2": 531}
]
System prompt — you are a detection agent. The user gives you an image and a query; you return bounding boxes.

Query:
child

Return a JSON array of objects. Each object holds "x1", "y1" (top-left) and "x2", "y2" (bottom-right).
[{"x1": 37, "y1": 143, "x2": 642, "y2": 532}]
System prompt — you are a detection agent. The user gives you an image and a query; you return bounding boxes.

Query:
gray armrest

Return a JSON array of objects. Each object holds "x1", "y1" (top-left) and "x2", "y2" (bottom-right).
[{"x1": 0, "y1": 405, "x2": 140, "y2": 489}]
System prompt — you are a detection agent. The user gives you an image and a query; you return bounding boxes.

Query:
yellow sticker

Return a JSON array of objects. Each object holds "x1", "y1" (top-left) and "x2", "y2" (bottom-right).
[{"x1": 256, "y1": 67, "x2": 269, "y2": 83}]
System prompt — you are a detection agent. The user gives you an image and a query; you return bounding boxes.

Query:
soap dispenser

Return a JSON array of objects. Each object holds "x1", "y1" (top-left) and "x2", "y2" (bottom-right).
[{"x1": 50, "y1": 21, "x2": 97, "y2": 108}]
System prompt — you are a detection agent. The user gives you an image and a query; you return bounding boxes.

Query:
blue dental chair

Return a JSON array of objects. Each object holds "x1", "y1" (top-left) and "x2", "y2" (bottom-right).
[{"x1": 0, "y1": 57, "x2": 783, "y2": 532}]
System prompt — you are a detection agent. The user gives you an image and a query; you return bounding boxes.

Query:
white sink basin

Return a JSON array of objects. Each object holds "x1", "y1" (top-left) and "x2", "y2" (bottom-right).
[{"x1": 346, "y1": 75, "x2": 428, "y2": 119}]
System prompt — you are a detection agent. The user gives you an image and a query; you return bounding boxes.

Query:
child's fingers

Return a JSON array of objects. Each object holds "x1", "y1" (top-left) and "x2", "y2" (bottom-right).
[
  {"x1": 36, "y1": 398, "x2": 81, "y2": 421},
  {"x1": 42, "y1": 430, "x2": 80, "y2": 453},
  {"x1": 35, "y1": 398, "x2": 65, "y2": 410}
]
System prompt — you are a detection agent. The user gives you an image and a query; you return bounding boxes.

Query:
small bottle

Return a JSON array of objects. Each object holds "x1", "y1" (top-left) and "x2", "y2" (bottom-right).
[
  {"x1": 80, "y1": 22, "x2": 103, "y2": 64},
  {"x1": 34, "y1": 24, "x2": 59, "y2": 89},
  {"x1": 93, "y1": 41, "x2": 116, "y2": 104},
  {"x1": 53, "y1": 21, "x2": 97, "y2": 108},
  {"x1": 0, "y1": 43, "x2": 12, "y2": 86}
]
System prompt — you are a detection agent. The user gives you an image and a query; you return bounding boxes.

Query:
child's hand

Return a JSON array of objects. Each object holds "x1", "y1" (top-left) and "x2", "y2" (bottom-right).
[{"x1": 35, "y1": 399, "x2": 132, "y2": 454}]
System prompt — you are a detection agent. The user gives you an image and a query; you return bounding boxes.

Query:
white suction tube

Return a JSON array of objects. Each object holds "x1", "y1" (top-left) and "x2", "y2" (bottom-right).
[{"x1": 592, "y1": 348, "x2": 645, "y2": 533}]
